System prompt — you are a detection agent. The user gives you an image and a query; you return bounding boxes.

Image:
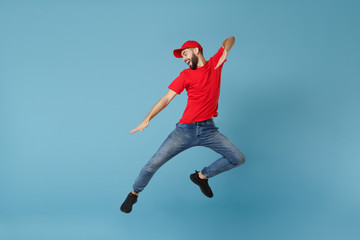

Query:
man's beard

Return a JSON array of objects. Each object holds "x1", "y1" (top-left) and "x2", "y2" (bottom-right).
[{"x1": 189, "y1": 54, "x2": 198, "y2": 70}]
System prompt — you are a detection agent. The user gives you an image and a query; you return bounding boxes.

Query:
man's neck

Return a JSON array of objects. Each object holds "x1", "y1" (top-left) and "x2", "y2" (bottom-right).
[{"x1": 197, "y1": 54, "x2": 206, "y2": 68}]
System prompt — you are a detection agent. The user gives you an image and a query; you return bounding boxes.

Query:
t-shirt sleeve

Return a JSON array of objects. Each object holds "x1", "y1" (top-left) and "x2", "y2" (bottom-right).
[
  {"x1": 209, "y1": 46, "x2": 227, "y2": 68},
  {"x1": 168, "y1": 71, "x2": 186, "y2": 94}
]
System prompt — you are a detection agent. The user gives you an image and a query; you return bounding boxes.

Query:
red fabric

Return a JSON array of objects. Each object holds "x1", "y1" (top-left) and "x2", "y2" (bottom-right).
[
  {"x1": 168, "y1": 47, "x2": 227, "y2": 124},
  {"x1": 173, "y1": 41, "x2": 203, "y2": 58}
]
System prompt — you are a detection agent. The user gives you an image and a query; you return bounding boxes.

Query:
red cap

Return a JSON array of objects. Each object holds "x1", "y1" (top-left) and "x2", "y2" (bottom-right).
[{"x1": 173, "y1": 40, "x2": 203, "y2": 58}]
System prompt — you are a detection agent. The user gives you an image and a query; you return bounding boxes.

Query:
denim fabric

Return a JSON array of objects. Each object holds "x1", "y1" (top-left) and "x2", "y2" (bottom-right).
[{"x1": 132, "y1": 118, "x2": 245, "y2": 193}]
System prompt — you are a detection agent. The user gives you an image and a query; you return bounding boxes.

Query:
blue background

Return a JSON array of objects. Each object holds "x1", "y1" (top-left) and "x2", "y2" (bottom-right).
[{"x1": 1, "y1": 0, "x2": 359, "y2": 239}]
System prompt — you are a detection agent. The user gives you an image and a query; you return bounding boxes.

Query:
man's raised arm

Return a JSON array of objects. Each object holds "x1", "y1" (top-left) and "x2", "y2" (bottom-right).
[
  {"x1": 130, "y1": 89, "x2": 177, "y2": 134},
  {"x1": 215, "y1": 36, "x2": 235, "y2": 69}
]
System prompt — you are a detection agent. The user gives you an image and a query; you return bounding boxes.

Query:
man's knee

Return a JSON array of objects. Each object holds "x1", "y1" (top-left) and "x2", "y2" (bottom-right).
[
  {"x1": 145, "y1": 159, "x2": 161, "y2": 172},
  {"x1": 233, "y1": 152, "x2": 246, "y2": 166},
  {"x1": 145, "y1": 153, "x2": 169, "y2": 172}
]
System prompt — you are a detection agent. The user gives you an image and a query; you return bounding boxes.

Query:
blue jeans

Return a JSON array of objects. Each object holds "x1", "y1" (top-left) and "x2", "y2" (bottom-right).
[{"x1": 132, "y1": 118, "x2": 245, "y2": 193}]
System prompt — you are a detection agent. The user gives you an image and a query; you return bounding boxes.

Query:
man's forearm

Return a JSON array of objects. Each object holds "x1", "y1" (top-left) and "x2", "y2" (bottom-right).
[
  {"x1": 222, "y1": 36, "x2": 235, "y2": 52},
  {"x1": 144, "y1": 97, "x2": 170, "y2": 122},
  {"x1": 215, "y1": 36, "x2": 235, "y2": 69},
  {"x1": 130, "y1": 97, "x2": 169, "y2": 134},
  {"x1": 130, "y1": 90, "x2": 176, "y2": 134}
]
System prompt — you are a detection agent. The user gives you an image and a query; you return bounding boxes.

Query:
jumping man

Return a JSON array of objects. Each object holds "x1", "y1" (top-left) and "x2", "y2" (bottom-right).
[{"x1": 120, "y1": 36, "x2": 246, "y2": 213}]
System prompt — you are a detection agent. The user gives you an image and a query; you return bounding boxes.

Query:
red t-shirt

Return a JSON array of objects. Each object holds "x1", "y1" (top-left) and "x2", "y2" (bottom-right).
[{"x1": 168, "y1": 47, "x2": 227, "y2": 123}]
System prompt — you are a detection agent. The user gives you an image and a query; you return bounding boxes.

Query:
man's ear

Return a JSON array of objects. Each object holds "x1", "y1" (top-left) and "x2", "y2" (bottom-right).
[{"x1": 194, "y1": 47, "x2": 199, "y2": 55}]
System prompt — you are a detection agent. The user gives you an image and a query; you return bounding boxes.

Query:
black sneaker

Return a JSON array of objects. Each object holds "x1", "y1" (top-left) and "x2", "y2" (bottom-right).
[
  {"x1": 120, "y1": 192, "x2": 138, "y2": 213},
  {"x1": 190, "y1": 171, "x2": 213, "y2": 198}
]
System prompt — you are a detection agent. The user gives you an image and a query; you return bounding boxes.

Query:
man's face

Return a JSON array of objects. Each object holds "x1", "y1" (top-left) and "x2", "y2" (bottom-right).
[{"x1": 181, "y1": 48, "x2": 198, "y2": 70}]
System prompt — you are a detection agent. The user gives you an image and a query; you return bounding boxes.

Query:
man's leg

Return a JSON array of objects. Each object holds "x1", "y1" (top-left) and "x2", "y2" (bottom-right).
[
  {"x1": 121, "y1": 124, "x2": 195, "y2": 213},
  {"x1": 199, "y1": 130, "x2": 245, "y2": 179},
  {"x1": 132, "y1": 128, "x2": 195, "y2": 193},
  {"x1": 189, "y1": 129, "x2": 244, "y2": 198}
]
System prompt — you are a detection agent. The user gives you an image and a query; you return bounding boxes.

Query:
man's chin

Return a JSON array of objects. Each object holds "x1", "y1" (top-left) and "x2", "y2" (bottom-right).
[{"x1": 186, "y1": 61, "x2": 197, "y2": 70}]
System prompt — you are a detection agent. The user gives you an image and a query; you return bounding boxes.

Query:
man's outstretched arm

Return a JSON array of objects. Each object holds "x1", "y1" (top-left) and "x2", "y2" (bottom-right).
[
  {"x1": 215, "y1": 36, "x2": 235, "y2": 69},
  {"x1": 130, "y1": 89, "x2": 177, "y2": 134}
]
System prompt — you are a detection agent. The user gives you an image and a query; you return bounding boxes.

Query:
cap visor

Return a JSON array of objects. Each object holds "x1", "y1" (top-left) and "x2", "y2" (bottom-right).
[{"x1": 173, "y1": 48, "x2": 184, "y2": 58}]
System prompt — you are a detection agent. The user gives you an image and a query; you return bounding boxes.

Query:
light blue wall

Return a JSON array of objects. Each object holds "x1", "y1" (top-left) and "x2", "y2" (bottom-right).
[{"x1": 1, "y1": 0, "x2": 359, "y2": 239}]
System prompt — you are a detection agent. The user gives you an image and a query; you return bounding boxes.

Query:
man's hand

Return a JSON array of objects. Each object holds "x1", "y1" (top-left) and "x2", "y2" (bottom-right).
[
  {"x1": 130, "y1": 120, "x2": 149, "y2": 134},
  {"x1": 215, "y1": 48, "x2": 228, "y2": 69}
]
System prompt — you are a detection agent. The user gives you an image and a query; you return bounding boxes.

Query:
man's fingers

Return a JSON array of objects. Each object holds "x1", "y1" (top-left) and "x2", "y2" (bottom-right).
[
  {"x1": 215, "y1": 57, "x2": 225, "y2": 69},
  {"x1": 130, "y1": 126, "x2": 146, "y2": 134},
  {"x1": 130, "y1": 127, "x2": 141, "y2": 134},
  {"x1": 215, "y1": 60, "x2": 223, "y2": 69},
  {"x1": 130, "y1": 122, "x2": 148, "y2": 134}
]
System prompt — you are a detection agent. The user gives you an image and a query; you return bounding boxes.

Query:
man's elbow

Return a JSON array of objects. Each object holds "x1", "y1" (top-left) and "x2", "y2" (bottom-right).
[
  {"x1": 162, "y1": 95, "x2": 174, "y2": 106},
  {"x1": 229, "y1": 36, "x2": 235, "y2": 44},
  {"x1": 223, "y1": 36, "x2": 235, "y2": 47}
]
